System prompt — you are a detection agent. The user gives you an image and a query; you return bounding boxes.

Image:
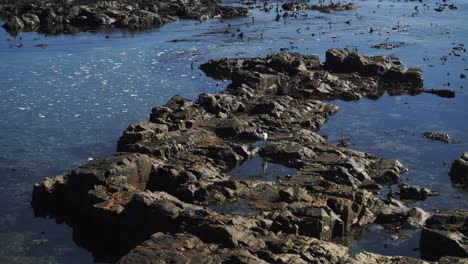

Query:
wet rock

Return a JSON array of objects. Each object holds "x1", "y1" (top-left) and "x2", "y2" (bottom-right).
[
  {"x1": 2, "y1": 16, "x2": 24, "y2": 35},
  {"x1": 0, "y1": 0, "x2": 250, "y2": 35},
  {"x1": 310, "y1": 3, "x2": 358, "y2": 13},
  {"x1": 422, "y1": 88, "x2": 455, "y2": 98},
  {"x1": 375, "y1": 198, "x2": 430, "y2": 228},
  {"x1": 420, "y1": 211, "x2": 468, "y2": 261},
  {"x1": 325, "y1": 48, "x2": 423, "y2": 89},
  {"x1": 372, "y1": 43, "x2": 401, "y2": 50},
  {"x1": 266, "y1": 52, "x2": 320, "y2": 74},
  {"x1": 449, "y1": 153, "x2": 468, "y2": 188},
  {"x1": 422, "y1": 132, "x2": 453, "y2": 143},
  {"x1": 215, "y1": 6, "x2": 251, "y2": 19},
  {"x1": 399, "y1": 183, "x2": 438, "y2": 200},
  {"x1": 31, "y1": 50, "x2": 429, "y2": 262},
  {"x1": 282, "y1": 3, "x2": 309, "y2": 11}
]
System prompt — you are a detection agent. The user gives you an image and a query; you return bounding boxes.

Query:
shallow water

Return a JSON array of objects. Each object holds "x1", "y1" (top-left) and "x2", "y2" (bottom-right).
[
  {"x1": 0, "y1": 0, "x2": 467, "y2": 262},
  {"x1": 229, "y1": 154, "x2": 298, "y2": 181}
]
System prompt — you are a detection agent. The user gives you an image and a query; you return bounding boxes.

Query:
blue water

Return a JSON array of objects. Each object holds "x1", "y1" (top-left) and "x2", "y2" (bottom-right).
[{"x1": 0, "y1": 0, "x2": 467, "y2": 262}]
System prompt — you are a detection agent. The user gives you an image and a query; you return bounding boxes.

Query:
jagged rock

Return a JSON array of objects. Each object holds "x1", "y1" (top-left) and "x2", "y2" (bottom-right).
[
  {"x1": 449, "y1": 153, "x2": 468, "y2": 188},
  {"x1": 420, "y1": 211, "x2": 468, "y2": 261},
  {"x1": 21, "y1": 13, "x2": 40, "y2": 29},
  {"x1": 2, "y1": 16, "x2": 24, "y2": 34},
  {"x1": 0, "y1": 0, "x2": 250, "y2": 35},
  {"x1": 375, "y1": 198, "x2": 430, "y2": 228},
  {"x1": 31, "y1": 50, "x2": 428, "y2": 262}
]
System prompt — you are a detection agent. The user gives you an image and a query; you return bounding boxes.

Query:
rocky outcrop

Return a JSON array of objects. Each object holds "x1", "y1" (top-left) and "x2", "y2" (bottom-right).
[
  {"x1": 449, "y1": 153, "x2": 468, "y2": 188},
  {"x1": 282, "y1": 2, "x2": 358, "y2": 13},
  {"x1": 31, "y1": 50, "x2": 439, "y2": 262},
  {"x1": 0, "y1": 0, "x2": 250, "y2": 35},
  {"x1": 420, "y1": 211, "x2": 468, "y2": 261},
  {"x1": 201, "y1": 49, "x2": 423, "y2": 101}
]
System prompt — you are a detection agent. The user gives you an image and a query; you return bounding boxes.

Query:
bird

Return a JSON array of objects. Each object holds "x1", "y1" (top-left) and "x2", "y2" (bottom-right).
[
  {"x1": 262, "y1": 160, "x2": 268, "y2": 176},
  {"x1": 262, "y1": 132, "x2": 268, "y2": 141}
]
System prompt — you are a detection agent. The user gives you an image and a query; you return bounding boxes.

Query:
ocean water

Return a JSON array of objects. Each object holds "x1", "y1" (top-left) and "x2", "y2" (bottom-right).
[{"x1": 0, "y1": 0, "x2": 467, "y2": 262}]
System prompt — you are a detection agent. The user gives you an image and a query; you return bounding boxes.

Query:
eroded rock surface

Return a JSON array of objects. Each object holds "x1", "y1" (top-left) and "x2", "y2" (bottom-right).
[
  {"x1": 420, "y1": 211, "x2": 468, "y2": 261},
  {"x1": 31, "y1": 49, "x2": 451, "y2": 263},
  {"x1": 0, "y1": 0, "x2": 250, "y2": 35}
]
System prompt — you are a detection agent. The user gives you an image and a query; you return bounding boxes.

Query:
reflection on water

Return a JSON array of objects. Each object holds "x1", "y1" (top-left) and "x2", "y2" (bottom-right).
[
  {"x1": 229, "y1": 155, "x2": 297, "y2": 182},
  {"x1": 348, "y1": 225, "x2": 421, "y2": 258},
  {"x1": 0, "y1": 0, "x2": 467, "y2": 262}
]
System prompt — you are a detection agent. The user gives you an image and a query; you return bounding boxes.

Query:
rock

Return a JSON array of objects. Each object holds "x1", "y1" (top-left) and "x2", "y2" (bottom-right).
[
  {"x1": 21, "y1": 13, "x2": 40, "y2": 30},
  {"x1": 282, "y1": 3, "x2": 309, "y2": 11},
  {"x1": 310, "y1": 3, "x2": 358, "y2": 13},
  {"x1": 375, "y1": 198, "x2": 430, "y2": 228},
  {"x1": 0, "y1": 0, "x2": 250, "y2": 35},
  {"x1": 348, "y1": 252, "x2": 430, "y2": 263},
  {"x1": 422, "y1": 132, "x2": 453, "y2": 143},
  {"x1": 439, "y1": 256, "x2": 468, "y2": 264},
  {"x1": 449, "y1": 153, "x2": 468, "y2": 188},
  {"x1": 420, "y1": 211, "x2": 468, "y2": 261},
  {"x1": 422, "y1": 89, "x2": 456, "y2": 98},
  {"x1": 2, "y1": 16, "x2": 24, "y2": 35},
  {"x1": 31, "y1": 50, "x2": 429, "y2": 262},
  {"x1": 117, "y1": 232, "x2": 266, "y2": 264},
  {"x1": 399, "y1": 184, "x2": 438, "y2": 200},
  {"x1": 266, "y1": 52, "x2": 320, "y2": 73}
]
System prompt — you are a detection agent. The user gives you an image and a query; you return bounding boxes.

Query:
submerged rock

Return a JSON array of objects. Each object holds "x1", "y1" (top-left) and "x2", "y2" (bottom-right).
[{"x1": 32, "y1": 49, "x2": 430, "y2": 262}]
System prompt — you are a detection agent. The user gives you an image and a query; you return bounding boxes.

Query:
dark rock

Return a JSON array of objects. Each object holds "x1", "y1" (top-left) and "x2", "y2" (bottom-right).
[
  {"x1": 282, "y1": 3, "x2": 309, "y2": 11},
  {"x1": 0, "y1": 0, "x2": 250, "y2": 35},
  {"x1": 422, "y1": 88, "x2": 455, "y2": 98},
  {"x1": 31, "y1": 50, "x2": 430, "y2": 262},
  {"x1": 375, "y1": 198, "x2": 430, "y2": 228},
  {"x1": 420, "y1": 211, "x2": 468, "y2": 261},
  {"x1": 449, "y1": 153, "x2": 468, "y2": 188},
  {"x1": 422, "y1": 132, "x2": 453, "y2": 143},
  {"x1": 2, "y1": 16, "x2": 24, "y2": 35},
  {"x1": 399, "y1": 183, "x2": 438, "y2": 200},
  {"x1": 21, "y1": 13, "x2": 40, "y2": 30},
  {"x1": 310, "y1": 3, "x2": 358, "y2": 13}
]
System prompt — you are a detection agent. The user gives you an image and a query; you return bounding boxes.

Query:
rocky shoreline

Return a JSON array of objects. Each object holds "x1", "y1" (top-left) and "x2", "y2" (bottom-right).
[
  {"x1": 0, "y1": 0, "x2": 250, "y2": 35},
  {"x1": 31, "y1": 49, "x2": 467, "y2": 263}
]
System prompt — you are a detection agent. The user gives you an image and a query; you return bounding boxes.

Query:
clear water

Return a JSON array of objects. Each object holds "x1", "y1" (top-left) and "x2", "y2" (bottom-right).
[{"x1": 0, "y1": 0, "x2": 467, "y2": 262}]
